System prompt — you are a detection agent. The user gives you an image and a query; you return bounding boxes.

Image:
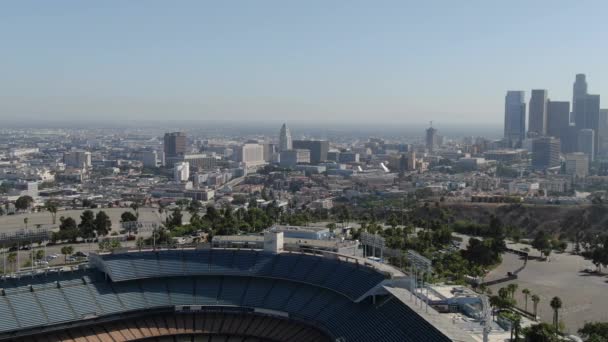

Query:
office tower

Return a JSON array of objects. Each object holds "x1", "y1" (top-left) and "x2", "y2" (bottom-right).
[
  {"x1": 560, "y1": 124, "x2": 579, "y2": 153},
  {"x1": 279, "y1": 149, "x2": 310, "y2": 167},
  {"x1": 407, "y1": 151, "x2": 417, "y2": 171},
  {"x1": 262, "y1": 143, "x2": 277, "y2": 162},
  {"x1": 338, "y1": 151, "x2": 359, "y2": 163},
  {"x1": 528, "y1": 89, "x2": 548, "y2": 135},
  {"x1": 426, "y1": 124, "x2": 438, "y2": 152},
  {"x1": 531, "y1": 137, "x2": 560, "y2": 170},
  {"x1": 327, "y1": 151, "x2": 340, "y2": 162},
  {"x1": 600, "y1": 109, "x2": 608, "y2": 156},
  {"x1": 279, "y1": 123, "x2": 292, "y2": 151},
  {"x1": 547, "y1": 101, "x2": 570, "y2": 139},
  {"x1": 236, "y1": 143, "x2": 265, "y2": 166},
  {"x1": 137, "y1": 150, "x2": 159, "y2": 168},
  {"x1": 164, "y1": 132, "x2": 187, "y2": 158},
  {"x1": 63, "y1": 151, "x2": 92, "y2": 168},
  {"x1": 572, "y1": 73, "x2": 588, "y2": 113},
  {"x1": 174, "y1": 162, "x2": 190, "y2": 182},
  {"x1": 574, "y1": 94, "x2": 601, "y2": 155},
  {"x1": 565, "y1": 152, "x2": 589, "y2": 178},
  {"x1": 504, "y1": 91, "x2": 526, "y2": 147},
  {"x1": 292, "y1": 140, "x2": 329, "y2": 164},
  {"x1": 577, "y1": 129, "x2": 595, "y2": 162}
]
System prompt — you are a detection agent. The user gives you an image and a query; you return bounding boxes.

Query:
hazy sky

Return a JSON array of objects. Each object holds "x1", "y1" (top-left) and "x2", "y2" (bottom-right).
[{"x1": 1, "y1": 0, "x2": 607, "y2": 125}]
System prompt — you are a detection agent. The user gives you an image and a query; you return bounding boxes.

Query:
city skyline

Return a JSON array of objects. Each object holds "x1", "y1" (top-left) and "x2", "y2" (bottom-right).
[{"x1": 2, "y1": 1, "x2": 608, "y2": 124}]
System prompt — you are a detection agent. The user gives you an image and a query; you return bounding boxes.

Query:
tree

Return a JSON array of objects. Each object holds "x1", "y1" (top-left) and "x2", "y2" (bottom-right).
[
  {"x1": 23, "y1": 217, "x2": 28, "y2": 230},
  {"x1": 187, "y1": 200, "x2": 202, "y2": 215},
  {"x1": 7, "y1": 252, "x2": 17, "y2": 272},
  {"x1": 130, "y1": 202, "x2": 139, "y2": 214},
  {"x1": 99, "y1": 239, "x2": 121, "y2": 252},
  {"x1": 59, "y1": 216, "x2": 77, "y2": 231},
  {"x1": 94, "y1": 211, "x2": 112, "y2": 236},
  {"x1": 522, "y1": 288, "x2": 531, "y2": 312},
  {"x1": 166, "y1": 208, "x2": 183, "y2": 228},
  {"x1": 550, "y1": 296, "x2": 562, "y2": 334},
  {"x1": 78, "y1": 210, "x2": 96, "y2": 239},
  {"x1": 136, "y1": 237, "x2": 145, "y2": 251},
  {"x1": 15, "y1": 195, "x2": 34, "y2": 211},
  {"x1": 532, "y1": 230, "x2": 552, "y2": 258},
  {"x1": 507, "y1": 283, "x2": 519, "y2": 299},
  {"x1": 45, "y1": 201, "x2": 58, "y2": 225},
  {"x1": 121, "y1": 211, "x2": 138, "y2": 223},
  {"x1": 531, "y1": 294, "x2": 541, "y2": 318},
  {"x1": 524, "y1": 323, "x2": 559, "y2": 342},
  {"x1": 579, "y1": 322, "x2": 608, "y2": 341},
  {"x1": 60, "y1": 245, "x2": 74, "y2": 263},
  {"x1": 33, "y1": 250, "x2": 44, "y2": 261}
]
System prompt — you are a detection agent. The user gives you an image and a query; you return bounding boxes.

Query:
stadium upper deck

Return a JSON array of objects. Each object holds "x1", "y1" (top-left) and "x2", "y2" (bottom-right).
[{"x1": 0, "y1": 248, "x2": 459, "y2": 342}]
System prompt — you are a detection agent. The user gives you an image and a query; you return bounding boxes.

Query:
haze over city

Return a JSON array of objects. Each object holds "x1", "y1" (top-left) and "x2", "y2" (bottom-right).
[
  {"x1": 3, "y1": 2, "x2": 608, "y2": 342},
  {"x1": 2, "y1": 0, "x2": 608, "y2": 126}
]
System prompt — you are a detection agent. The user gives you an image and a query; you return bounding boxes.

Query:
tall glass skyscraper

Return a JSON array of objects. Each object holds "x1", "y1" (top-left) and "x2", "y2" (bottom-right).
[
  {"x1": 504, "y1": 91, "x2": 526, "y2": 147},
  {"x1": 529, "y1": 89, "x2": 548, "y2": 135},
  {"x1": 572, "y1": 73, "x2": 588, "y2": 112}
]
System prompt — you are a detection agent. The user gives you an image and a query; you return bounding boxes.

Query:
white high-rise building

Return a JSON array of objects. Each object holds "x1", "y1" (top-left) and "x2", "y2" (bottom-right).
[
  {"x1": 279, "y1": 123, "x2": 292, "y2": 152},
  {"x1": 174, "y1": 162, "x2": 190, "y2": 182},
  {"x1": 565, "y1": 152, "x2": 589, "y2": 178},
  {"x1": 236, "y1": 143, "x2": 265, "y2": 166},
  {"x1": 504, "y1": 91, "x2": 526, "y2": 147}
]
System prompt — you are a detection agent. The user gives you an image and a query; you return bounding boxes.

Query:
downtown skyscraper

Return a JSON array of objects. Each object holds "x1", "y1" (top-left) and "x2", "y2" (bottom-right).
[
  {"x1": 504, "y1": 91, "x2": 526, "y2": 147},
  {"x1": 572, "y1": 73, "x2": 588, "y2": 111},
  {"x1": 278, "y1": 123, "x2": 292, "y2": 152},
  {"x1": 528, "y1": 89, "x2": 548, "y2": 135}
]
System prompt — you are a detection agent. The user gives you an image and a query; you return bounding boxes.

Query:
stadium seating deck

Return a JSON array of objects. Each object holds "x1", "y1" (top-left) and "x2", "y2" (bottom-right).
[
  {"x1": 0, "y1": 250, "x2": 452, "y2": 342},
  {"x1": 99, "y1": 249, "x2": 386, "y2": 300}
]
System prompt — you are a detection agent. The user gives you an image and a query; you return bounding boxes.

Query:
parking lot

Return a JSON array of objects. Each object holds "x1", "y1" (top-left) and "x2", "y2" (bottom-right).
[{"x1": 486, "y1": 242, "x2": 608, "y2": 334}]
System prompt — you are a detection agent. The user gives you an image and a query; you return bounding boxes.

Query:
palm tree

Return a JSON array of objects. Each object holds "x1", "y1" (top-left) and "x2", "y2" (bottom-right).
[
  {"x1": 550, "y1": 296, "x2": 562, "y2": 334},
  {"x1": 531, "y1": 294, "x2": 540, "y2": 318},
  {"x1": 136, "y1": 237, "x2": 145, "y2": 251},
  {"x1": 7, "y1": 252, "x2": 17, "y2": 272},
  {"x1": 507, "y1": 283, "x2": 518, "y2": 299},
  {"x1": 60, "y1": 245, "x2": 74, "y2": 264},
  {"x1": 45, "y1": 201, "x2": 58, "y2": 225},
  {"x1": 522, "y1": 288, "x2": 531, "y2": 312}
]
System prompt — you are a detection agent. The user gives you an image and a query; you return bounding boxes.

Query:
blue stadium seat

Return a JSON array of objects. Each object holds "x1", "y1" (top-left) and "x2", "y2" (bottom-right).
[
  {"x1": 217, "y1": 276, "x2": 247, "y2": 305},
  {"x1": 241, "y1": 278, "x2": 274, "y2": 308},
  {"x1": 194, "y1": 276, "x2": 220, "y2": 305},
  {"x1": 111, "y1": 281, "x2": 147, "y2": 311},
  {"x1": 34, "y1": 288, "x2": 76, "y2": 324},
  {"x1": 0, "y1": 297, "x2": 19, "y2": 332},
  {"x1": 139, "y1": 279, "x2": 171, "y2": 308},
  {"x1": 167, "y1": 277, "x2": 194, "y2": 305}
]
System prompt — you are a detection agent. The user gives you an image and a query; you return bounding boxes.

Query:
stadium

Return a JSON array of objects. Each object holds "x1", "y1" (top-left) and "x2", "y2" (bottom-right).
[{"x1": 0, "y1": 234, "x2": 475, "y2": 342}]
